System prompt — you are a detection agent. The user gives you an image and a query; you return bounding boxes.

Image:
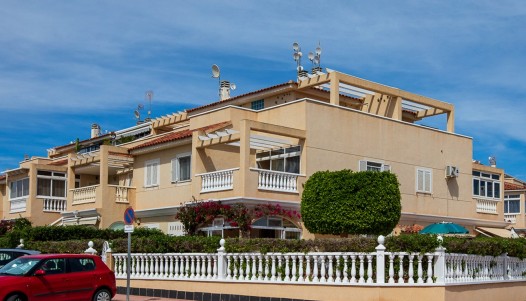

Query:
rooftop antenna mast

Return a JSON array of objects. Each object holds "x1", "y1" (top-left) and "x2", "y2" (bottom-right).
[
  {"x1": 308, "y1": 42, "x2": 323, "y2": 74},
  {"x1": 292, "y1": 42, "x2": 306, "y2": 80},
  {"x1": 145, "y1": 90, "x2": 153, "y2": 121},
  {"x1": 211, "y1": 64, "x2": 236, "y2": 101}
]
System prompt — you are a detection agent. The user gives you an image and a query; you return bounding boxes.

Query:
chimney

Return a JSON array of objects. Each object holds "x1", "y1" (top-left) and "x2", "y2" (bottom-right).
[
  {"x1": 220, "y1": 80, "x2": 231, "y2": 101},
  {"x1": 91, "y1": 124, "x2": 101, "y2": 138}
]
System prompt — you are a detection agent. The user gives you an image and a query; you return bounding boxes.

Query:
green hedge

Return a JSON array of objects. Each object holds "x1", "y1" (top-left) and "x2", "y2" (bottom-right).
[{"x1": 301, "y1": 170, "x2": 401, "y2": 236}]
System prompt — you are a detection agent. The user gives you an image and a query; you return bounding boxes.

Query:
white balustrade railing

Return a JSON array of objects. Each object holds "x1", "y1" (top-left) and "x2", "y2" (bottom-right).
[
  {"x1": 111, "y1": 237, "x2": 526, "y2": 286},
  {"x1": 109, "y1": 185, "x2": 134, "y2": 203},
  {"x1": 251, "y1": 168, "x2": 300, "y2": 193},
  {"x1": 475, "y1": 198, "x2": 498, "y2": 214},
  {"x1": 9, "y1": 197, "x2": 27, "y2": 213},
  {"x1": 197, "y1": 168, "x2": 238, "y2": 193},
  {"x1": 504, "y1": 213, "x2": 518, "y2": 223},
  {"x1": 71, "y1": 185, "x2": 98, "y2": 204},
  {"x1": 43, "y1": 198, "x2": 67, "y2": 212}
]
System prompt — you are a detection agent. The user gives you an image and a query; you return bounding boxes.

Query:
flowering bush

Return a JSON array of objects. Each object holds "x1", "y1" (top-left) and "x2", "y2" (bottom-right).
[{"x1": 176, "y1": 201, "x2": 300, "y2": 237}]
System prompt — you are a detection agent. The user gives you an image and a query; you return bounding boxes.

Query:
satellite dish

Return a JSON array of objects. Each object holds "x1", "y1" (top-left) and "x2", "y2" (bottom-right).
[
  {"x1": 292, "y1": 42, "x2": 299, "y2": 51},
  {"x1": 297, "y1": 65, "x2": 303, "y2": 72},
  {"x1": 212, "y1": 64, "x2": 220, "y2": 78},
  {"x1": 308, "y1": 52, "x2": 314, "y2": 61},
  {"x1": 134, "y1": 110, "x2": 140, "y2": 119},
  {"x1": 316, "y1": 46, "x2": 322, "y2": 55},
  {"x1": 230, "y1": 83, "x2": 236, "y2": 90}
]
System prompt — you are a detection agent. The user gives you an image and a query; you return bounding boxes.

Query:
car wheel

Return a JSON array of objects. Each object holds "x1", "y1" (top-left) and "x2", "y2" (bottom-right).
[
  {"x1": 6, "y1": 294, "x2": 25, "y2": 301},
  {"x1": 93, "y1": 289, "x2": 112, "y2": 301}
]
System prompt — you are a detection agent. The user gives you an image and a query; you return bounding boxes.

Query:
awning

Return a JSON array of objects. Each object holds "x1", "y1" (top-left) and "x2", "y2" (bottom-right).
[{"x1": 475, "y1": 227, "x2": 513, "y2": 238}]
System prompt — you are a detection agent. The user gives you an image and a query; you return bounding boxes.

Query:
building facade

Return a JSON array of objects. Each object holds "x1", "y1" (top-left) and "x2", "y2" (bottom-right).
[{"x1": 0, "y1": 69, "x2": 513, "y2": 238}]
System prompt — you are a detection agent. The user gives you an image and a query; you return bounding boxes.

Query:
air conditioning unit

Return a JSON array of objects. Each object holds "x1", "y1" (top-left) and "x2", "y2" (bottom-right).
[{"x1": 445, "y1": 165, "x2": 460, "y2": 178}]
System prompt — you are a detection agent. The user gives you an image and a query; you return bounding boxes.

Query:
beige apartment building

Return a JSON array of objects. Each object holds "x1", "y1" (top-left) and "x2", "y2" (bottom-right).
[{"x1": 0, "y1": 69, "x2": 513, "y2": 238}]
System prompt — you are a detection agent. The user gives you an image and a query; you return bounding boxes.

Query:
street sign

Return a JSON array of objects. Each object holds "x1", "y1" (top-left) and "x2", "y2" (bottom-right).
[
  {"x1": 124, "y1": 207, "x2": 135, "y2": 225},
  {"x1": 124, "y1": 225, "x2": 134, "y2": 233}
]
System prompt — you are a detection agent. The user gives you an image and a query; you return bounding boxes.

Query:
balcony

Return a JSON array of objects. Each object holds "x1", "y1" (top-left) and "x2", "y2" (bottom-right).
[
  {"x1": 197, "y1": 168, "x2": 238, "y2": 193},
  {"x1": 475, "y1": 198, "x2": 499, "y2": 214},
  {"x1": 109, "y1": 185, "x2": 135, "y2": 204},
  {"x1": 72, "y1": 185, "x2": 99, "y2": 205},
  {"x1": 9, "y1": 197, "x2": 27, "y2": 213},
  {"x1": 72, "y1": 185, "x2": 135, "y2": 205},
  {"x1": 505, "y1": 213, "x2": 518, "y2": 223},
  {"x1": 251, "y1": 168, "x2": 300, "y2": 193},
  {"x1": 42, "y1": 197, "x2": 67, "y2": 213}
]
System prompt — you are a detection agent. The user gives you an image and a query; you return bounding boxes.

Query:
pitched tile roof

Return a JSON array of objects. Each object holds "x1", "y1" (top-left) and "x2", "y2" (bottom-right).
[
  {"x1": 129, "y1": 129, "x2": 192, "y2": 150},
  {"x1": 130, "y1": 121, "x2": 232, "y2": 151},
  {"x1": 505, "y1": 182, "x2": 526, "y2": 190}
]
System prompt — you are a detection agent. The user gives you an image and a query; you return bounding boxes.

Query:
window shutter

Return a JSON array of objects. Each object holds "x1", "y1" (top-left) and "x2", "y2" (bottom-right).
[
  {"x1": 382, "y1": 164, "x2": 391, "y2": 172},
  {"x1": 171, "y1": 159, "x2": 178, "y2": 182},
  {"x1": 417, "y1": 170, "x2": 424, "y2": 191},
  {"x1": 424, "y1": 170, "x2": 431, "y2": 192},
  {"x1": 359, "y1": 160, "x2": 367, "y2": 172},
  {"x1": 152, "y1": 163, "x2": 158, "y2": 185}
]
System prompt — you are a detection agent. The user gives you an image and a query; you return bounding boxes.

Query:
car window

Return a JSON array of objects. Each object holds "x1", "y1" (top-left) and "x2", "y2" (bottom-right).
[
  {"x1": 67, "y1": 258, "x2": 96, "y2": 273},
  {"x1": 0, "y1": 257, "x2": 41, "y2": 276},
  {"x1": 40, "y1": 258, "x2": 65, "y2": 275},
  {"x1": 0, "y1": 251, "x2": 14, "y2": 266}
]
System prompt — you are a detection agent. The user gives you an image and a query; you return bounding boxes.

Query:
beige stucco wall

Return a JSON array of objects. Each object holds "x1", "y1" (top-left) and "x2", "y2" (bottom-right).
[{"x1": 117, "y1": 279, "x2": 526, "y2": 301}]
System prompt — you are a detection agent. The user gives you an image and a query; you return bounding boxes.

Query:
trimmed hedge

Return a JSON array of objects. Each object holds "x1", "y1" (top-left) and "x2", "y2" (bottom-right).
[{"x1": 301, "y1": 170, "x2": 401, "y2": 236}]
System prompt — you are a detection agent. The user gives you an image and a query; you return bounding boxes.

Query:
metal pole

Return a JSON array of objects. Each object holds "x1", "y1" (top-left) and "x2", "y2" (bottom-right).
[{"x1": 126, "y1": 231, "x2": 131, "y2": 301}]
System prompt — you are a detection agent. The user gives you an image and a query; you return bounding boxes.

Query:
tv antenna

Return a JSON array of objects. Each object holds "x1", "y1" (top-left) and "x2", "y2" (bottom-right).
[
  {"x1": 145, "y1": 90, "x2": 153, "y2": 121},
  {"x1": 308, "y1": 42, "x2": 322, "y2": 74},
  {"x1": 211, "y1": 64, "x2": 236, "y2": 100},
  {"x1": 292, "y1": 42, "x2": 304, "y2": 78}
]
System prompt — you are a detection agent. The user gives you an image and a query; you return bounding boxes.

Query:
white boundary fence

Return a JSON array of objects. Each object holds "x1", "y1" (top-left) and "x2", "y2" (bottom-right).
[{"x1": 111, "y1": 236, "x2": 526, "y2": 285}]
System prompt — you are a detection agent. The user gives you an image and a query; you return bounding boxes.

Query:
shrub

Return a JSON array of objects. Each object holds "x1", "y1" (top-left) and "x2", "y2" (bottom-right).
[{"x1": 301, "y1": 170, "x2": 401, "y2": 236}]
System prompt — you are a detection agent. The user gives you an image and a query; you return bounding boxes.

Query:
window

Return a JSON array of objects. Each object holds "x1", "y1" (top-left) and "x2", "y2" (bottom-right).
[
  {"x1": 9, "y1": 178, "x2": 29, "y2": 199},
  {"x1": 251, "y1": 99, "x2": 264, "y2": 110},
  {"x1": 504, "y1": 194, "x2": 520, "y2": 214},
  {"x1": 359, "y1": 160, "x2": 391, "y2": 172},
  {"x1": 416, "y1": 167, "x2": 432, "y2": 193},
  {"x1": 144, "y1": 159, "x2": 160, "y2": 187},
  {"x1": 37, "y1": 171, "x2": 67, "y2": 198},
  {"x1": 472, "y1": 171, "x2": 501, "y2": 199},
  {"x1": 256, "y1": 145, "x2": 300, "y2": 174},
  {"x1": 68, "y1": 258, "x2": 96, "y2": 273},
  {"x1": 171, "y1": 153, "x2": 191, "y2": 182}
]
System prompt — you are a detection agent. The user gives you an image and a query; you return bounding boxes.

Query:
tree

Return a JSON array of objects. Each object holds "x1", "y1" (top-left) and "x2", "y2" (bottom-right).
[{"x1": 301, "y1": 169, "x2": 401, "y2": 236}]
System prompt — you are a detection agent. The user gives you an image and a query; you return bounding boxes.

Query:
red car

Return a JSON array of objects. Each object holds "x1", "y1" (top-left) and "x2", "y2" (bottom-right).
[{"x1": 0, "y1": 254, "x2": 116, "y2": 301}]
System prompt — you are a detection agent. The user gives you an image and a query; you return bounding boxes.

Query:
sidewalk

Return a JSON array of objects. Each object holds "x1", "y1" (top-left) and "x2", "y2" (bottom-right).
[{"x1": 113, "y1": 294, "x2": 190, "y2": 301}]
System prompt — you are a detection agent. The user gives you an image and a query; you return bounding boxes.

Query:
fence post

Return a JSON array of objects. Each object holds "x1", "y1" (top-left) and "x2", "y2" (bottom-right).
[
  {"x1": 376, "y1": 235, "x2": 385, "y2": 284},
  {"x1": 217, "y1": 239, "x2": 227, "y2": 279},
  {"x1": 84, "y1": 241, "x2": 98, "y2": 255},
  {"x1": 503, "y1": 253, "x2": 509, "y2": 280},
  {"x1": 434, "y1": 235, "x2": 446, "y2": 284}
]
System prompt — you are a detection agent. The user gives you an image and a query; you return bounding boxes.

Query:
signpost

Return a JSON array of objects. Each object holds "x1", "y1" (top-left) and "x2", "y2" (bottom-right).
[{"x1": 123, "y1": 207, "x2": 135, "y2": 301}]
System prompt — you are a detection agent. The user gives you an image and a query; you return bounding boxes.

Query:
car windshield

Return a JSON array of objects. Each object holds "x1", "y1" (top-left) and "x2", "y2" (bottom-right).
[{"x1": 0, "y1": 257, "x2": 41, "y2": 276}]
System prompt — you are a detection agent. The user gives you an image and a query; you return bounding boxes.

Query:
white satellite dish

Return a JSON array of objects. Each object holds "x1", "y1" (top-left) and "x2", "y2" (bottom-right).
[
  {"x1": 134, "y1": 110, "x2": 140, "y2": 119},
  {"x1": 292, "y1": 42, "x2": 300, "y2": 51},
  {"x1": 308, "y1": 52, "x2": 314, "y2": 61},
  {"x1": 212, "y1": 64, "x2": 220, "y2": 78},
  {"x1": 316, "y1": 46, "x2": 322, "y2": 55},
  {"x1": 230, "y1": 83, "x2": 236, "y2": 90}
]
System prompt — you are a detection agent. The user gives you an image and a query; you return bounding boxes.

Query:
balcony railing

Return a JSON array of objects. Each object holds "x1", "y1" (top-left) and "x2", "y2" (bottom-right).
[
  {"x1": 109, "y1": 185, "x2": 135, "y2": 204},
  {"x1": 9, "y1": 197, "x2": 27, "y2": 213},
  {"x1": 197, "y1": 168, "x2": 238, "y2": 193},
  {"x1": 504, "y1": 213, "x2": 518, "y2": 223},
  {"x1": 251, "y1": 168, "x2": 300, "y2": 193},
  {"x1": 475, "y1": 198, "x2": 499, "y2": 214},
  {"x1": 71, "y1": 185, "x2": 98, "y2": 205},
  {"x1": 42, "y1": 197, "x2": 67, "y2": 212}
]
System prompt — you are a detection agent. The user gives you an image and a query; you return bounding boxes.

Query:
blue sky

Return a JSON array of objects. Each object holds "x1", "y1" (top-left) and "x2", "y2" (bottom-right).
[{"x1": 1, "y1": 1, "x2": 526, "y2": 179}]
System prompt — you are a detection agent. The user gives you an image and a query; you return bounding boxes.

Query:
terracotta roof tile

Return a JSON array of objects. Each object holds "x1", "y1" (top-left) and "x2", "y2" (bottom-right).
[
  {"x1": 130, "y1": 121, "x2": 232, "y2": 151},
  {"x1": 130, "y1": 130, "x2": 192, "y2": 150},
  {"x1": 505, "y1": 182, "x2": 526, "y2": 190},
  {"x1": 0, "y1": 174, "x2": 6, "y2": 181}
]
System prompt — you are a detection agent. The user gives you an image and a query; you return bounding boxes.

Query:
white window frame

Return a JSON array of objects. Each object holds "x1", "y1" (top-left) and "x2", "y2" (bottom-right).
[
  {"x1": 256, "y1": 145, "x2": 301, "y2": 174},
  {"x1": 144, "y1": 159, "x2": 160, "y2": 187},
  {"x1": 504, "y1": 194, "x2": 520, "y2": 214},
  {"x1": 171, "y1": 152, "x2": 191, "y2": 183},
  {"x1": 416, "y1": 167, "x2": 432, "y2": 194},
  {"x1": 472, "y1": 171, "x2": 501, "y2": 200},
  {"x1": 358, "y1": 160, "x2": 391, "y2": 172},
  {"x1": 36, "y1": 171, "x2": 67, "y2": 199},
  {"x1": 9, "y1": 177, "x2": 30, "y2": 200}
]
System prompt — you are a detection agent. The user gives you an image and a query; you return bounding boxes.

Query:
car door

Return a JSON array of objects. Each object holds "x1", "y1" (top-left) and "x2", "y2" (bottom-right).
[
  {"x1": 64, "y1": 257, "x2": 98, "y2": 301},
  {"x1": 27, "y1": 258, "x2": 68, "y2": 301}
]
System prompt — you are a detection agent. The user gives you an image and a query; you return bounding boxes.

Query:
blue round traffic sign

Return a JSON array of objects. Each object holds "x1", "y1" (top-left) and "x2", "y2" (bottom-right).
[{"x1": 124, "y1": 207, "x2": 135, "y2": 225}]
